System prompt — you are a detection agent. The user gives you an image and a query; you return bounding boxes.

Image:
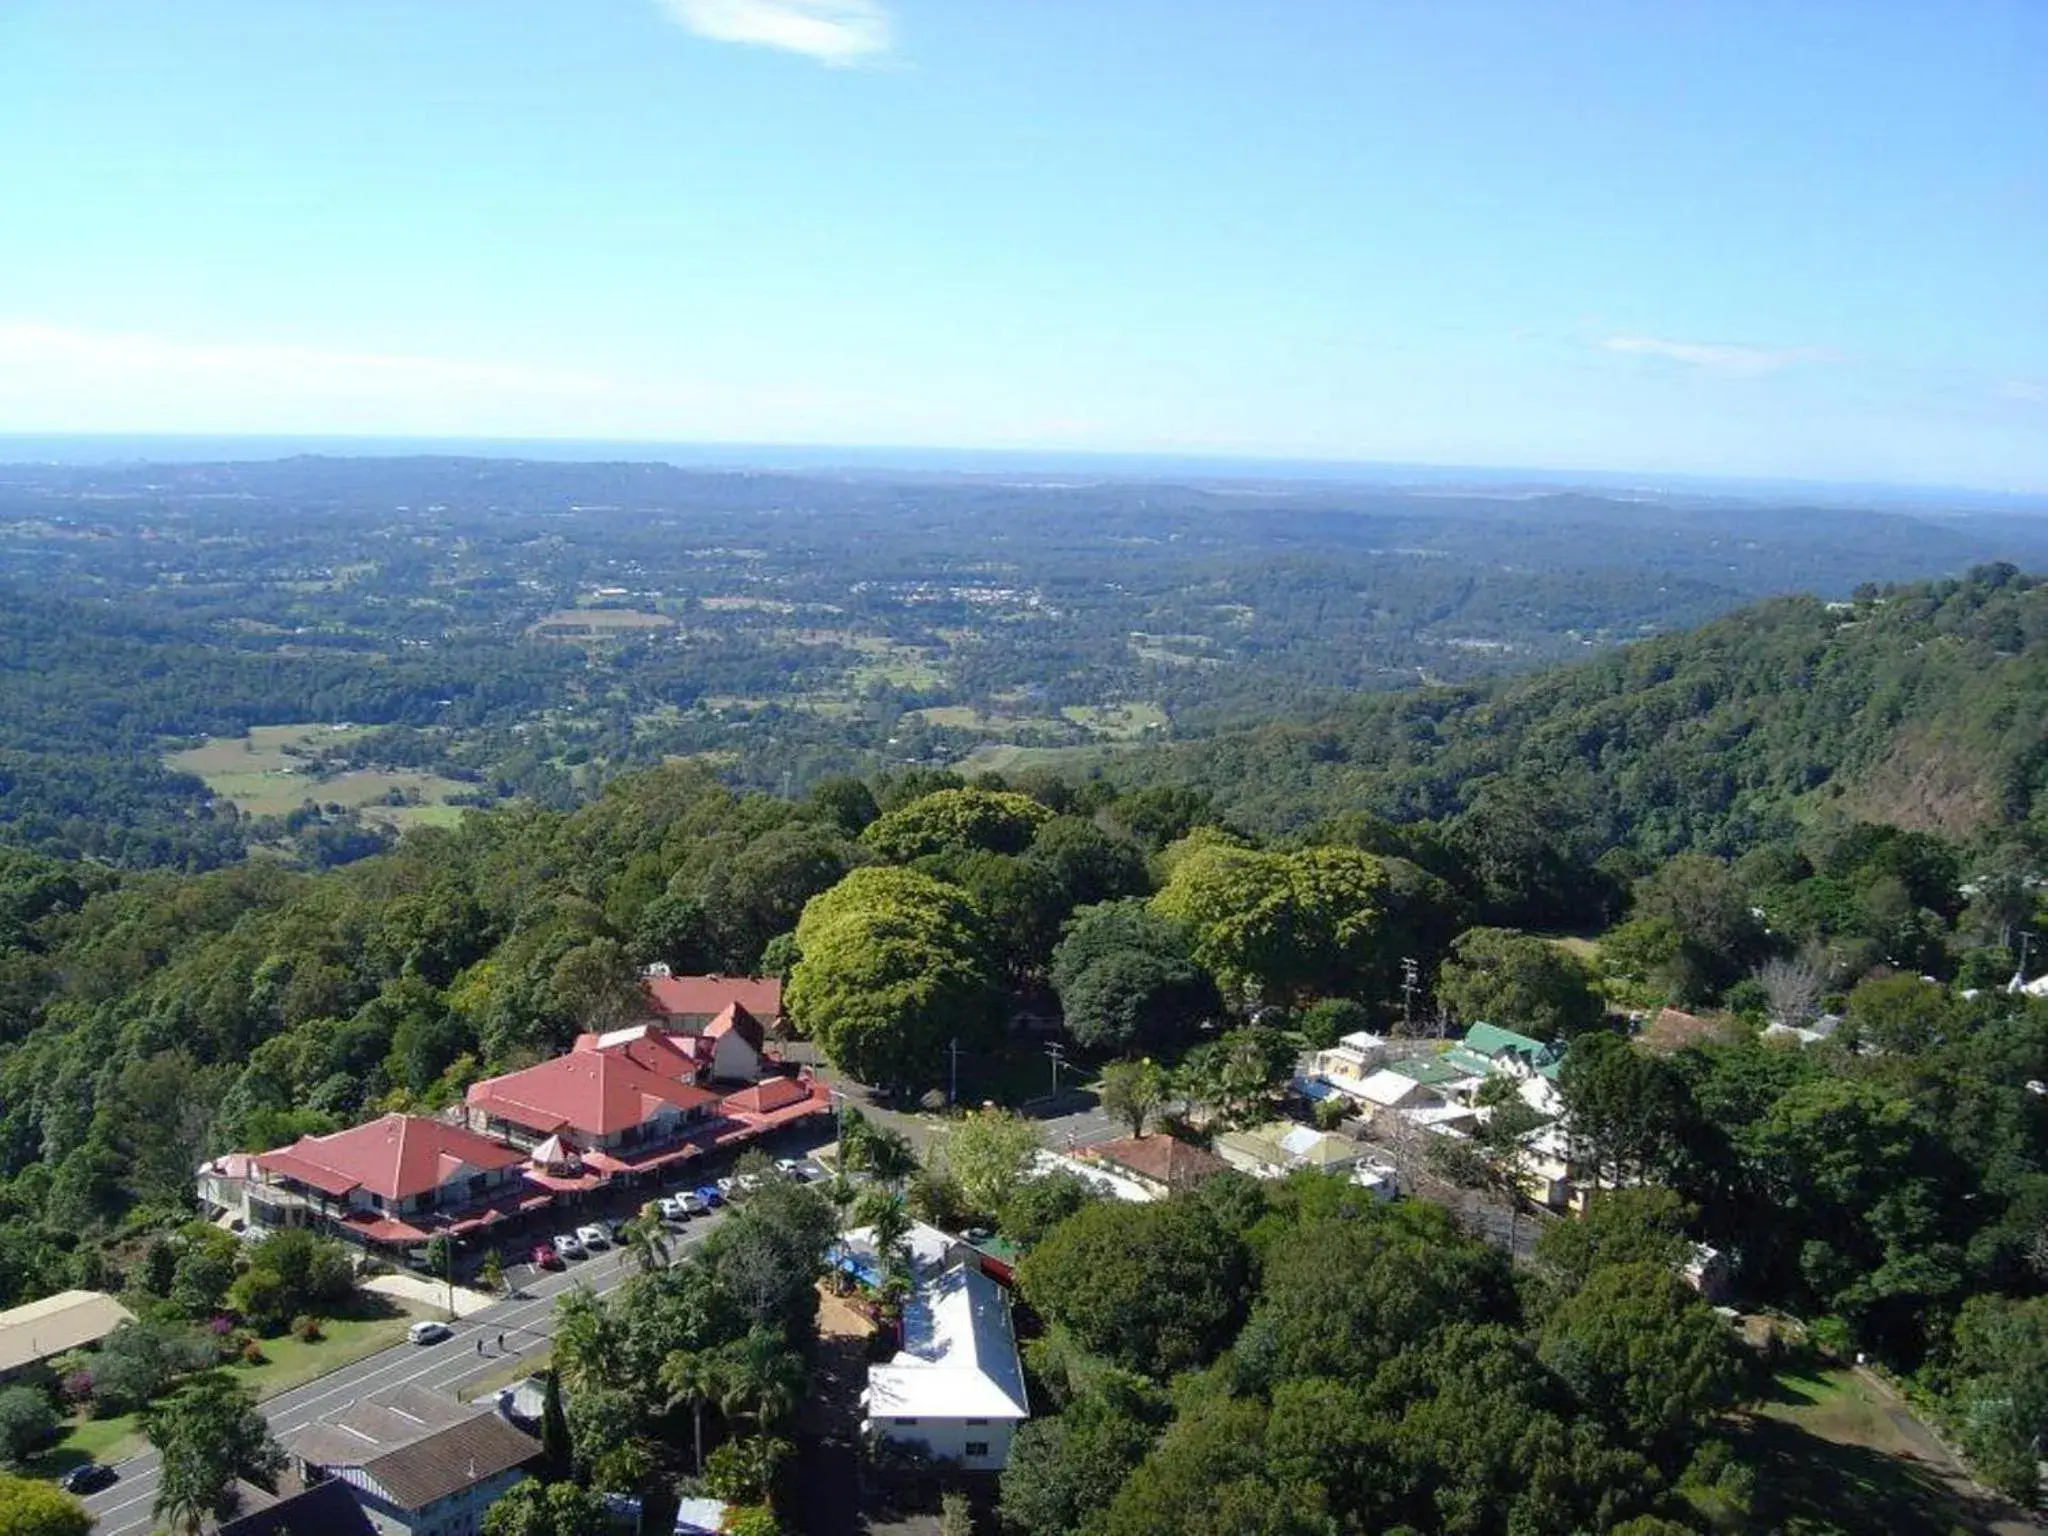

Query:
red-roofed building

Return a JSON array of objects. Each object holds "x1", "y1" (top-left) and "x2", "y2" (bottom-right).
[
  {"x1": 718, "y1": 1072, "x2": 831, "y2": 1136},
  {"x1": 465, "y1": 1051, "x2": 722, "y2": 1160},
  {"x1": 574, "y1": 1013, "x2": 763, "y2": 1085},
  {"x1": 198, "y1": 1115, "x2": 548, "y2": 1251},
  {"x1": 641, "y1": 970, "x2": 784, "y2": 1032}
]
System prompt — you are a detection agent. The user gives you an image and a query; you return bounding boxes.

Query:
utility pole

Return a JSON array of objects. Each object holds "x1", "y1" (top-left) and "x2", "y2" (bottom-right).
[
  {"x1": 1399, "y1": 957, "x2": 1419, "y2": 1033},
  {"x1": 1044, "y1": 1042, "x2": 1066, "y2": 1102},
  {"x1": 947, "y1": 1038, "x2": 962, "y2": 1107}
]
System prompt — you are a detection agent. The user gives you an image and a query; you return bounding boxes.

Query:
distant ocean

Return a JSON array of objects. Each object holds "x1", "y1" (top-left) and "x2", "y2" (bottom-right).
[{"x1": 0, "y1": 433, "x2": 2037, "y2": 513}]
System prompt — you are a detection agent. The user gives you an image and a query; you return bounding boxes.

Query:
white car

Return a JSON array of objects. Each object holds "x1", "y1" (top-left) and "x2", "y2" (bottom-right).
[
  {"x1": 552, "y1": 1232, "x2": 587, "y2": 1261},
  {"x1": 576, "y1": 1223, "x2": 610, "y2": 1251},
  {"x1": 661, "y1": 1191, "x2": 706, "y2": 1220},
  {"x1": 407, "y1": 1320, "x2": 452, "y2": 1346},
  {"x1": 774, "y1": 1158, "x2": 809, "y2": 1181}
]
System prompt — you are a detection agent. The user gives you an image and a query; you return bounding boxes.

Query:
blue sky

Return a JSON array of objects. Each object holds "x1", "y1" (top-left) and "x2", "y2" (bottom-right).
[{"x1": 0, "y1": 0, "x2": 2042, "y2": 487}]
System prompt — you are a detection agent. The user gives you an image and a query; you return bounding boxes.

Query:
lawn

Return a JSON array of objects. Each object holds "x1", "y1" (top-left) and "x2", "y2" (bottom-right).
[
  {"x1": 29, "y1": 1297, "x2": 426, "y2": 1479},
  {"x1": 230, "y1": 1298, "x2": 427, "y2": 1398},
  {"x1": 1730, "y1": 1365, "x2": 2025, "y2": 1536},
  {"x1": 37, "y1": 1411, "x2": 145, "y2": 1474}
]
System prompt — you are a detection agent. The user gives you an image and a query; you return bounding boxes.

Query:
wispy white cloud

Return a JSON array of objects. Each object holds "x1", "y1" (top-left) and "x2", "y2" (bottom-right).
[
  {"x1": 1602, "y1": 333, "x2": 1838, "y2": 376},
  {"x1": 657, "y1": 0, "x2": 891, "y2": 65}
]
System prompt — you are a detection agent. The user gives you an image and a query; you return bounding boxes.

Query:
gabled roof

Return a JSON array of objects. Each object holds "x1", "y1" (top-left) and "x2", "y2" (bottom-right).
[
  {"x1": 467, "y1": 1052, "x2": 721, "y2": 1138},
  {"x1": 0, "y1": 1290, "x2": 136, "y2": 1373},
  {"x1": 720, "y1": 1074, "x2": 809, "y2": 1115},
  {"x1": 1088, "y1": 1135, "x2": 1227, "y2": 1188},
  {"x1": 574, "y1": 1023, "x2": 703, "y2": 1081},
  {"x1": 254, "y1": 1114, "x2": 526, "y2": 1203},
  {"x1": 704, "y1": 1002, "x2": 766, "y2": 1052},
  {"x1": 867, "y1": 1263, "x2": 1030, "y2": 1422},
  {"x1": 644, "y1": 973, "x2": 783, "y2": 1020},
  {"x1": 362, "y1": 1413, "x2": 537, "y2": 1510},
  {"x1": 1463, "y1": 1021, "x2": 1564, "y2": 1076}
]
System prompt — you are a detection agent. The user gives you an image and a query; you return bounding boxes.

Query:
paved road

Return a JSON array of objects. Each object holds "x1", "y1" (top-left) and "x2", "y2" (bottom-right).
[{"x1": 80, "y1": 1210, "x2": 732, "y2": 1536}]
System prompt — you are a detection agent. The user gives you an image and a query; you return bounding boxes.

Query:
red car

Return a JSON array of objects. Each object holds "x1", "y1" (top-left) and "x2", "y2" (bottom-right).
[{"x1": 530, "y1": 1243, "x2": 564, "y2": 1271}]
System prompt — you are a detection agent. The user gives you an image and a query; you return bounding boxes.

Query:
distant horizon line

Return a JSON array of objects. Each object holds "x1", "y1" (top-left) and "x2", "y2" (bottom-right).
[{"x1": 1, "y1": 430, "x2": 2043, "y2": 510}]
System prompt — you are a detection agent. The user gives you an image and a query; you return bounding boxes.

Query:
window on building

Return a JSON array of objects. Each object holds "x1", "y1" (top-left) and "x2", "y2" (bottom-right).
[
  {"x1": 965, "y1": 1417, "x2": 989, "y2": 1425},
  {"x1": 965, "y1": 1441, "x2": 989, "y2": 1458},
  {"x1": 894, "y1": 1417, "x2": 918, "y2": 1426}
]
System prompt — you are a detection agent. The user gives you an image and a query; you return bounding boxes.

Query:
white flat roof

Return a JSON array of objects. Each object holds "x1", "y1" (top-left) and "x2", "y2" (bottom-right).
[
  {"x1": 1350, "y1": 1068, "x2": 1433, "y2": 1107},
  {"x1": 867, "y1": 1263, "x2": 1029, "y2": 1422}
]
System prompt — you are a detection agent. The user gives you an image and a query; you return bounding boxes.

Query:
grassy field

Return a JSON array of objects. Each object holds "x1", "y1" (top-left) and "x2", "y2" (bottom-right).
[
  {"x1": 1733, "y1": 1365, "x2": 2036, "y2": 1536},
  {"x1": 1061, "y1": 701, "x2": 1169, "y2": 737},
  {"x1": 31, "y1": 1297, "x2": 428, "y2": 1478},
  {"x1": 166, "y1": 723, "x2": 472, "y2": 827}
]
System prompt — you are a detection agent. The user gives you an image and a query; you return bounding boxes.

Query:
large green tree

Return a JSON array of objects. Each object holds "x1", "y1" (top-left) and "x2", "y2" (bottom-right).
[
  {"x1": 1151, "y1": 840, "x2": 1387, "y2": 1004},
  {"x1": 786, "y1": 866, "x2": 1000, "y2": 1089},
  {"x1": 1537, "y1": 1262, "x2": 1740, "y2": 1468},
  {"x1": 144, "y1": 1373, "x2": 284, "y2": 1536},
  {"x1": 1050, "y1": 900, "x2": 1216, "y2": 1057},
  {"x1": 0, "y1": 1474, "x2": 90, "y2": 1536},
  {"x1": 858, "y1": 788, "x2": 1052, "y2": 863},
  {"x1": 1017, "y1": 1198, "x2": 1251, "y2": 1380},
  {"x1": 1436, "y1": 926, "x2": 1604, "y2": 1038}
]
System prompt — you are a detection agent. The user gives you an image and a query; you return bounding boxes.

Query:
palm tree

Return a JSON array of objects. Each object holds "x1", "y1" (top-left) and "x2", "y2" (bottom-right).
[
  {"x1": 714, "y1": 1327, "x2": 807, "y2": 1432},
  {"x1": 551, "y1": 1284, "x2": 621, "y2": 1394},
  {"x1": 154, "y1": 1483, "x2": 210, "y2": 1536},
  {"x1": 659, "y1": 1344, "x2": 728, "y2": 1474},
  {"x1": 622, "y1": 1201, "x2": 671, "y2": 1274}
]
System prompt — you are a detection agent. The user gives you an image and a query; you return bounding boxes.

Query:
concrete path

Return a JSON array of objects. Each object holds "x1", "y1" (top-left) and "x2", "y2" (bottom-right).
[{"x1": 362, "y1": 1273, "x2": 499, "y2": 1319}]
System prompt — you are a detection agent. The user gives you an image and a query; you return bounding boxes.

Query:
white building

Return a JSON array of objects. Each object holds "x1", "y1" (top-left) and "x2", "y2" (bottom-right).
[{"x1": 863, "y1": 1262, "x2": 1030, "y2": 1470}]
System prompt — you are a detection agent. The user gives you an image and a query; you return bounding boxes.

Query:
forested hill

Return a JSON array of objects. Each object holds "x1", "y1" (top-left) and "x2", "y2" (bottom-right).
[{"x1": 1111, "y1": 564, "x2": 2048, "y2": 855}]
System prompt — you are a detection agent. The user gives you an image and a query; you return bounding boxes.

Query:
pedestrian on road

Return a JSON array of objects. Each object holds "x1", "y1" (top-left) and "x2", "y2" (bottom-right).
[
  {"x1": 476, "y1": 1338, "x2": 483, "y2": 1355},
  {"x1": 497, "y1": 1332, "x2": 505, "y2": 1350}
]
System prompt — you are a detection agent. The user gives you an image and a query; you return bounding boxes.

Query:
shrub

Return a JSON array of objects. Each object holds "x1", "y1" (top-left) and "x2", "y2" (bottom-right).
[
  {"x1": 291, "y1": 1315, "x2": 323, "y2": 1343},
  {"x1": 239, "y1": 1338, "x2": 268, "y2": 1366}
]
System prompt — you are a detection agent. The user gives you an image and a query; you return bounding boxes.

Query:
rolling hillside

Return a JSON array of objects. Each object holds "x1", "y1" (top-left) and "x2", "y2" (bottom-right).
[{"x1": 1111, "y1": 564, "x2": 2048, "y2": 854}]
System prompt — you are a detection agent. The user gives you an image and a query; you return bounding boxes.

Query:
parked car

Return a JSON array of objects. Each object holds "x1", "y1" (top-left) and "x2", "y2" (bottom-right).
[
  {"x1": 695, "y1": 1183, "x2": 724, "y2": 1209},
  {"x1": 407, "y1": 1320, "x2": 453, "y2": 1346},
  {"x1": 659, "y1": 1192, "x2": 702, "y2": 1221},
  {"x1": 576, "y1": 1223, "x2": 610, "y2": 1251},
  {"x1": 531, "y1": 1242, "x2": 564, "y2": 1270},
  {"x1": 552, "y1": 1232, "x2": 587, "y2": 1261},
  {"x1": 58, "y1": 1464, "x2": 116, "y2": 1494},
  {"x1": 774, "y1": 1158, "x2": 808, "y2": 1181},
  {"x1": 716, "y1": 1176, "x2": 739, "y2": 1199}
]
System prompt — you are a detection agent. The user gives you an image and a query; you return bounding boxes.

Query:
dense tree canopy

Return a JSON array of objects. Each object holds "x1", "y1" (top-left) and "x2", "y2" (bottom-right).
[{"x1": 786, "y1": 865, "x2": 1001, "y2": 1089}]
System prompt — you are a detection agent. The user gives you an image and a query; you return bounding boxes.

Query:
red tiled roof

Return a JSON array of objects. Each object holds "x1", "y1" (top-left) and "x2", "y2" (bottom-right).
[
  {"x1": 1088, "y1": 1135, "x2": 1228, "y2": 1188},
  {"x1": 254, "y1": 1115, "x2": 526, "y2": 1203},
  {"x1": 721, "y1": 1075, "x2": 809, "y2": 1115},
  {"x1": 573, "y1": 1024, "x2": 705, "y2": 1081},
  {"x1": 466, "y1": 1052, "x2": 722, "y2": 1139},
  {"x1": 704, "y1": 1002, "x2": 766, "y2": 1053},
  {"x1": 644, "y1": 974, "x2": 783, "y2": 1020}
]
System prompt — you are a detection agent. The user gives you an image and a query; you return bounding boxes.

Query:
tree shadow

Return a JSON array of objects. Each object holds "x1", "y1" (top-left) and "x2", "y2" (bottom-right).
[{"x1": 1731, "y1": 1412, "x2": 2005, "y2": 1536}]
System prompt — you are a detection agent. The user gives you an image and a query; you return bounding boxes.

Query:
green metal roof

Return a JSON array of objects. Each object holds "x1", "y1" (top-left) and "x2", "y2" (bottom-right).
[
  {"x1": 1462, "y1": 1021, "x2": 1564, "y2": 1079},
  {"x1": 1387, "y1": 1055, "x2": 1466, "y2": 1086}
]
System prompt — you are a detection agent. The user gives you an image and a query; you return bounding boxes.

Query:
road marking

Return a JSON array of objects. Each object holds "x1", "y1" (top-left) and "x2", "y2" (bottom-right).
[{"x1": 85, "y1": 1218, "x2": 721, "y2": 1533}]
